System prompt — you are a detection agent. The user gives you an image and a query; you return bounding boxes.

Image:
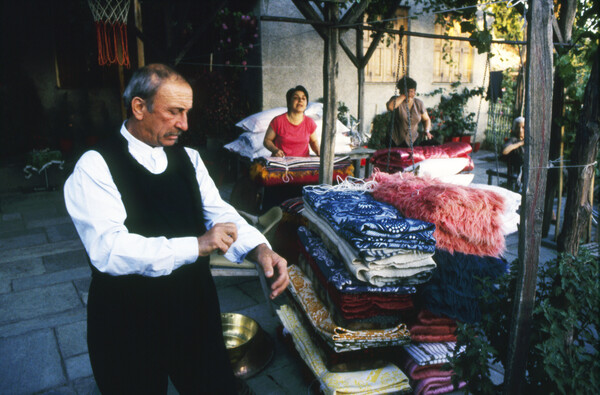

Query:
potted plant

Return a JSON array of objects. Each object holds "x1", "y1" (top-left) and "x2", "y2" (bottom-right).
[{"x1": 426, "y1": 82, "x2": 484, "y2": 145}]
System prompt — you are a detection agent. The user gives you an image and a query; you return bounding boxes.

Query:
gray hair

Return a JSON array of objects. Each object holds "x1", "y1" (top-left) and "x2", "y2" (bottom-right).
[
  {"x1": 123, "y1": 64, "x2": 188, "y2": 116},
  {"x1": 512, "y1": 116, "x2": 525, "y2": 133}
]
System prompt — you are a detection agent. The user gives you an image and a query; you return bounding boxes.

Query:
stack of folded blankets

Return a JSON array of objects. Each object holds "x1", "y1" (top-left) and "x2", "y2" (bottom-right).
[
  {"x1": 400, "y1": 341, "x2": 467, "y2": 395},
  {"x1": 369, "y1": 171, "x2": 515, "y2": 323},
  {"x1": 277, "y1": 184, "x2": 440, "y2": 394},
  {"x1": 302, "y1": 185, "x2": 437, "y2": 286}
]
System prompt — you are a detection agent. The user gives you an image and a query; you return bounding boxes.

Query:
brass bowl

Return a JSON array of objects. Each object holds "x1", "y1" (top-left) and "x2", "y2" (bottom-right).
[{"x1": 221, "y1": 313, "x2": 259, "y2": 365}]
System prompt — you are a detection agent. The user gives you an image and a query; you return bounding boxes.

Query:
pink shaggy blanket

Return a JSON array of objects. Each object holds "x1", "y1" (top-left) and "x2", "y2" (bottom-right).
[
  {"x1": 370, "y1": 142, "x2": 473, "y2": 173},
  {"x1": 369, "y1": 172, "x2": 506, "y2": 257}
]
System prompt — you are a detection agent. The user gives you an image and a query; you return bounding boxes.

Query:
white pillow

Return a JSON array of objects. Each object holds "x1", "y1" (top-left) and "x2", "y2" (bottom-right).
[
  {"x1": 406, "y1": 158, "x2": 471, "y2": 178},
  {"x1": 436, "y1": 173, "x2": 475, "y2": 186},
  {"x1": 224, "y1": 131, "x2": 271, "y2": 159},
  {"x1": 310, "y1": 119, "x2": 353, "y2": 155},
  {"x1": 235, "y1": 107, "x2": 287, "y2": 133}
]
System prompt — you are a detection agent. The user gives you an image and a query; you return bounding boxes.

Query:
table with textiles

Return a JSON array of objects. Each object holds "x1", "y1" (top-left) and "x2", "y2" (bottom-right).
[{"x1": 274, "y1": 172, "x2": 521, "y2": 395}]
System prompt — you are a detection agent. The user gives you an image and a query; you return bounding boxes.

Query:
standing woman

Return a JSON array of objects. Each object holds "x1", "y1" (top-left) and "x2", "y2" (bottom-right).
[
  {"x1": 264, "y1": 85, "x2": 320, "y2": 157},
  {"x1": 386, "y1": 77, "x2": 433, "y2": 147}
]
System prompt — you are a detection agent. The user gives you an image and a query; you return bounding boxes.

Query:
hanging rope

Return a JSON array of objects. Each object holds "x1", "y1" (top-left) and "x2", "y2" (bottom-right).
[{"x1": 88, "y1": 0, "x2": 131, "y2": 68}]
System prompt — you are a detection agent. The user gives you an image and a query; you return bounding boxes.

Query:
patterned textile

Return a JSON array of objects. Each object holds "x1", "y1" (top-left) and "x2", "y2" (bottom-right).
[
  {"x1": 250, "y1": 160, "x2": 353, "y2": 186},
  {"x1": 399, "y1": 353, "x2": 466, "y2": 395},
  {"x1": 370, "y1": 172, "x2": 506, "y2": 257},
  {"x1": 414, "y1": 376, "x2": 467, "y2": 395},
  {"x1": 419, "y1": 249, "x2": 508, "y2": 324},
  {"x1": 297, "y1": 254, "x2": 406, "y2": 328},
  {"x1": 297, "y1": 226, "x2": 417, "y2": 295},
  {"x1": 403, "y1": 342, "x2": 464, "y2": 367},
  {"x1": 302, "y1": 185, "x2": 436, "y2": 255},
  {"x1": 370, "y1": 142, "x2": 473, "y2": 173},
  {"x1": 277, "y1": 304, "x2": 412, "y2": 394},
  {"x1": 303, "y1": 212, "x2": 435, "y2": 286},
  {"x1": 287, "y1": 265, "x2": 411, "y2": 352},
  {"x1": 407, "y1": 310, "x2": 457, "y2": 343}
]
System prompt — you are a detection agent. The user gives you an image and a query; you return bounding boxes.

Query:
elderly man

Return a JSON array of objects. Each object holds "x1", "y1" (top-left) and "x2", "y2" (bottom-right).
[{"x1": 64, "y1": 63, "x2": 288, "y2": 394}]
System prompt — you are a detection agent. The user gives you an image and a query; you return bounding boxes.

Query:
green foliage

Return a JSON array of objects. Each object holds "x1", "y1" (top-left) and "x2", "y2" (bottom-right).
[
  {"x1": 425, "y1": 82, "x2": 484, "y2": 141},
  {"x1": 367, "y1": 111, "x2": 393, "y2": 150},
  {"x1": 451, "y1": 250, "x2": 600, "y2": 394}
]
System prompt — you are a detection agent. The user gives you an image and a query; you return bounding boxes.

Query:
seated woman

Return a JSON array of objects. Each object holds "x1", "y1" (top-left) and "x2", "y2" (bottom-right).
[
  {"x1": 386, "y1": 77, "x2": 434, "y2": 147},
  {"x1": 263, "y1": 85, "x2": 320, "y2": 157}
]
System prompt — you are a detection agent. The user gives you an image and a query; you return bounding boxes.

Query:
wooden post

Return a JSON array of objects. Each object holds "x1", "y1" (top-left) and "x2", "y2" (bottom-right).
[
  {"x1": 356, "y1": 28, "x2": 365, "y2": 136},
  {"x1": 319, "y1": 2, "x2": 339, "y2": 185},
  {"x1": 503, "y1": 0, "x2": 554, "y2": 393},
  {"x1": 134, "y1": 0, "x2": 145, "y2": 68}
]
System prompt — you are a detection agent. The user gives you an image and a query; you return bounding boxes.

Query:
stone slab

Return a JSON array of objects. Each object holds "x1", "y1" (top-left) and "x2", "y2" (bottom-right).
[
  {"x1": 0, "y1": 239, "x2": 84, "y2": 264},
  {"x1": 0, "y1": 278, "x2": 10, "y2": 294},
  {"x1": 12, "y1": 266, "x2": 91, "y2": 292},
  {"x1": 56, "y1": 320, "x2": 87, "y2": 358},
  {"x1": 65, "y1": 354, "x2": 93, "y2": 381},
  {"x1": 26, "y1": 215, "x2": 72, "y2": 230},
  {"x1": 0, "y1": 283, "x2": 82, "y2": 325},
  {"x1": 44, "y1": 250, "x2": 88, "y2": 273},
  {"x1": 0, "y1": 308, "x2": 86, "y2": 338},
  {"x1": 0, "y1": 230, "x2": 47, "y2": 250},
  {"x1": 46, "y1": 222, "x2": 79, "y2": 243},
  {"x1": 0, "y1": 329, "x2": 66, "y2": 394},
  {"x1": 0, "y1": 256, "x2": 45, "y2": 280}
]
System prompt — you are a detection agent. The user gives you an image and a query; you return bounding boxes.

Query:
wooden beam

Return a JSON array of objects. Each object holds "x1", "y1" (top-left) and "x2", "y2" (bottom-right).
[
  {"x1": 503, "y1": 0, "x2": 554, "y2": 393},
  {"x1": 319, "y1": 2, "x2": 339, "y2": 185},
  {"x1": 357, "y1": 27, "x2": 365, "y2": 135},
  {"x1": 134, "y1": 0, "x2": 145, "y2": 68},
  {"x1": 291, "y1": 0, "x2": 327, "y2": 41},
  {"x1": 339, "y1": 37, "x2": 358, "y2": 67},
  {"x1": 260, "y1": 15, "x2": 330, "y2": 26},
  {"x1": 338, "y1": 0, "x2": 370, "y2": 26}
]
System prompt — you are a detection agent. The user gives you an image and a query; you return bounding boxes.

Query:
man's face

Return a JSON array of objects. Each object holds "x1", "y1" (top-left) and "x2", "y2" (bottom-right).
[
  {"x1": 135, "y1": 79, "x2": 193, "y2": 147},
  {"x1": 289, "y1": 91, "x2": 307, "y2": 113}
]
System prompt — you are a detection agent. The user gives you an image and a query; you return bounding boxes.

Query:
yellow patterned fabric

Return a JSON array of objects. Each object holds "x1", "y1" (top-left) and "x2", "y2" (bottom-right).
[
  {"x1": 288, "y1": 265, "x2": 411, "y2": 351},
  {"x1": 277, "y1": 304, "x2": 412, "y2": 394}
]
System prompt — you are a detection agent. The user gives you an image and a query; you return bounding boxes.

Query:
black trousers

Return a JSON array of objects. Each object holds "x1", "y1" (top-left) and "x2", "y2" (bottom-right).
[{"x1": 87, "y1": 261, "x2": 237, "y2": 395}]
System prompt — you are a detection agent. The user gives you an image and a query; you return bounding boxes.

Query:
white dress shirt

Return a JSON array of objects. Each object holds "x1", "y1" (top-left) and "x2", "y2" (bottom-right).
[{"x1": 64, "y1": 123, "x2": 268, "y2": 277}]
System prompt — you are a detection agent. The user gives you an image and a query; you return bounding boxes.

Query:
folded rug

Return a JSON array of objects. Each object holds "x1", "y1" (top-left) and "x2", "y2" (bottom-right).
[
  {"x1": 250, "y1": 160, "x2": 353, "y2": 186},
  {"x1": 414, "y1": 375, "x2": 466, "y2": 395},
  {"x1": 370, "y1": 172, "x2": 506, "y2": 257},
  {"x1": 303, "y1": 210, "x2": 436, "y2": 286},
  {"x1": 277, "y1": 304, "x2": 412, "y2": 394},
  {"x1": 407, "y1": 310, "x2": 457, "y2": 343},
  {"x1": 418, "y1": 249, "x2": 508, "y2": 323},
  {"x1": 303, "y1": 185, "x2": 437, "y2": 255},
  {"x1": 403, "y1": 342, "x2": 464, "y2": 367},
  {"x1": 287, "y1": 265, "x2": 411, "y2": 352}
]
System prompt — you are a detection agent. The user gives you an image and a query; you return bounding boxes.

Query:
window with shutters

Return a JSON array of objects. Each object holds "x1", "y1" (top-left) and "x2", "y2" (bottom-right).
[
  {"x1": 433, "y1": 20, "x2": 473, "y2": 83},
  {"x1": 364, "y1": 8, "x2": 408, "y2": 83}
]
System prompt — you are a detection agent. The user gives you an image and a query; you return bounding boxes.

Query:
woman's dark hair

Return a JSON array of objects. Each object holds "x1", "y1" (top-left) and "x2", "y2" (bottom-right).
[
  {"x1": 123, "y1": 64, "x2": 188, "y2": 117},
  {"x1": 285, "y1": 85, "x2": 309, "y2": 112},
  {"x1": 396, "y1": 77, "x2": 417, "y2": 95}
]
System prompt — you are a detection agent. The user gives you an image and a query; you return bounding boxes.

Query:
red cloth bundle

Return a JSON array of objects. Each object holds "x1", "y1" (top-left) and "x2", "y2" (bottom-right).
[
  {"x1": 298, "y1": 246, "x2": 414, "y2": 321},
  {"x1": 401, "y1": 355, "x2": 466, "y2": 395},
  {"x1": 369, "y1": 172, "x2": 506, "y2": 257},
  {"x1": 370, "y1": 142, "x2": 473, "y2": 173},
  {"x1": 408, "y1": 310, "x2": 457, "y2": 343}
]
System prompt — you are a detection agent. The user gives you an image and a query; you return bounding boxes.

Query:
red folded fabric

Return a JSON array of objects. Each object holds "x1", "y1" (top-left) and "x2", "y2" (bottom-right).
[
  {"x1": 417, "y1": 310, "x2": 457, "y2": 326},
  {"x1": 407, "y1": 310, "x2": 457, "y2": 342},
  {"x1": 414, "y1": 376, "x2": 466, "y2": 395},
  {"x1": 402, "y1": 358, "x2": 453, "y2": 381},
  {"x1": 370, "y1": 172, "x2": 506, "y2": 257},
  {"x1": 370, "y1": 142, "x2": 473, "y2": 172}
]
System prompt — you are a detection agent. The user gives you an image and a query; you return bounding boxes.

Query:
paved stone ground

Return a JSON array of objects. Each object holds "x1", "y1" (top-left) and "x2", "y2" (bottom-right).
[{"x1": 0, "y1": 149, "x2": 562, "y2": 395}]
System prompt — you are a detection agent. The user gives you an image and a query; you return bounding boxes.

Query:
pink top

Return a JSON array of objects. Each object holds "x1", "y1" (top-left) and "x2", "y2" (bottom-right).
[{"x1": 269, "y1": 113, "x2": 317, "y2": 157}]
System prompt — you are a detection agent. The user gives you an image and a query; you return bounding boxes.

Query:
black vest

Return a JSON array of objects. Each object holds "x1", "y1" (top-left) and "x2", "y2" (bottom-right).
[{"x1": 92, "y1": 136, "x2": 208, "y2": 276}]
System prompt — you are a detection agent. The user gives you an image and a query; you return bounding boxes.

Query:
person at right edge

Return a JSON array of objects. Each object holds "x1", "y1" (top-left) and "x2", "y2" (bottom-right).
[
  {"x1": 386, "y1": 76, "x2": 434, "y2": 147},
  {"x1": 64, "y1": 63, "x2": 288, "y2": 394}
]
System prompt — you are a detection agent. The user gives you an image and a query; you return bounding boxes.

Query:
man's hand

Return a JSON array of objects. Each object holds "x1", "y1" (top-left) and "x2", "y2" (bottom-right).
[
  {"x1": 197, "y1": 222, "x2": 238, "y2": 256},
  {"x1": 248, "y1": 243, "x2": 289, "y2": 299}
]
